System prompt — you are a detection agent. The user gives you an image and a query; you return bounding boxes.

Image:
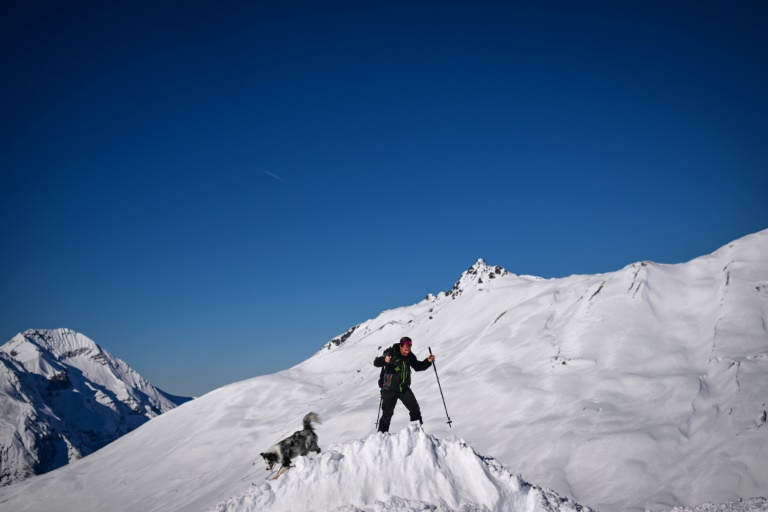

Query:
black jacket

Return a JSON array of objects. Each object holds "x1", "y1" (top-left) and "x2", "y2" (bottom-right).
[{"x1": 373, "y1": 343, "x2": 432, "y2": 393}]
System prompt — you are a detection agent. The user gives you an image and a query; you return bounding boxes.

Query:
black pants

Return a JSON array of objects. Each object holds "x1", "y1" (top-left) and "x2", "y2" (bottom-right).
[{"x1": 378, "y1": 387, "x2": 422, "y2": 433}]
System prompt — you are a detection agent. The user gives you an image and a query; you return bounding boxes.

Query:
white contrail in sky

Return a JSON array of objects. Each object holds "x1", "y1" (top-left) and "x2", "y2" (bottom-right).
[{"x1": 264, "y1": 171, "x2": 286, "y2": 182}]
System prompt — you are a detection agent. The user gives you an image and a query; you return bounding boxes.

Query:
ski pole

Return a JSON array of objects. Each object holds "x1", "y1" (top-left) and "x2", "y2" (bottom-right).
[
  {"x1": 375, "y1": 396, "x2": 383, "y2": 431},
  {"x1": 429, "y1": 347, "x2": 452, "y2": 428}
]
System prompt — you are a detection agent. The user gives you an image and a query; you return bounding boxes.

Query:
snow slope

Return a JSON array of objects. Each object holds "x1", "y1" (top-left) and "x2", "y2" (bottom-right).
[
  {"x1": 663, "y1": 498, "x2": 768, "y2": 512},
  {"x1": 0, "y1": 230, "x2": 766, "y2": 512},
  {"x1": 0, "y1": 328, "x2": 190, "y2": 486}
]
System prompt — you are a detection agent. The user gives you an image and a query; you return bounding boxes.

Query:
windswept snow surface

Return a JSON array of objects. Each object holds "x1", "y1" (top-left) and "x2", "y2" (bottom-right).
[
  {"x1": 0, "y1": 230, "x2": 767, "y2": 512},
  {"x1": 662, "y1": 498, "x2": 768, "y2": 512},
  {"x1": 210, "y1": 423, "x2": 592, "y2": 512}
]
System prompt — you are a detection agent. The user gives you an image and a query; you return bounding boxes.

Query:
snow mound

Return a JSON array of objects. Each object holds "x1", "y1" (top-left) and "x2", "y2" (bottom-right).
[{"x1": 209, "y1": 423, "x2": 593, "y2": 512}]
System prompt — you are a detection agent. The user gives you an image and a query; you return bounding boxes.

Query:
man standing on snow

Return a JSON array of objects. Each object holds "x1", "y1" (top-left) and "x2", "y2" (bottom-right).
[{"x1": 373, "y1": 336, "x2": 436, "y2": 433}]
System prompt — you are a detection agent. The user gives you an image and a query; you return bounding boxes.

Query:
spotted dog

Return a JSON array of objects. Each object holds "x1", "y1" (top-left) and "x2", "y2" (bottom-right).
[{"x1": 260, "y1": 412, "x2": 322, "y2": 479}]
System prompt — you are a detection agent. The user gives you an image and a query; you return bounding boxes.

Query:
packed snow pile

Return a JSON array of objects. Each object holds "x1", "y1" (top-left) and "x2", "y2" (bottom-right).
[{"x1": 209, "y1": 423, "x2": 593, "y2": 512}]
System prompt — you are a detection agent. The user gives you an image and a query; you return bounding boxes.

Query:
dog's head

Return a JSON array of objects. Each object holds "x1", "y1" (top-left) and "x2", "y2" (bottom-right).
[{"x1": 260, "y1": 451, "x2": 279, "y2": 471}]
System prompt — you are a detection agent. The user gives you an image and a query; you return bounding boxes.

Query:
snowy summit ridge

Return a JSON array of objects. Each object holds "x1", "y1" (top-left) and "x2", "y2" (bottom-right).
[
  {"x1": 448, "y1": 258, "x2": 509, "y2": 298},
  {"x1": 0, "y1": 328, "x2": 190, "y2": 486}
]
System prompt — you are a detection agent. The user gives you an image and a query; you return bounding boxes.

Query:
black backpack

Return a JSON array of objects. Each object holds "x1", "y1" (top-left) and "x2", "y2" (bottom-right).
[{"x1": 377, "y1": 344, "x2": 409, "y2": 391}]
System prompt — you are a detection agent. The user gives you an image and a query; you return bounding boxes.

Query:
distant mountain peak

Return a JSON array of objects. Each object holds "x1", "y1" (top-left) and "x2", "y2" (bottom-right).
[
  {"x1": 449, "y1": 258, "x2": 509, "y2": 298},
  {"x1": 11, "y1": 328, "x2": 101, "y2": 364},
  {"x1": 0, "y1": 328, "x2": 192, "y2": 486}
]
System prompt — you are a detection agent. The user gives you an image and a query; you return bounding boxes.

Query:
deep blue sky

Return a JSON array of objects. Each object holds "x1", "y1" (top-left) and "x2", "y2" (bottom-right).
[{"x1": 2, "y1": 1, "x2": 766, "y2": 396}]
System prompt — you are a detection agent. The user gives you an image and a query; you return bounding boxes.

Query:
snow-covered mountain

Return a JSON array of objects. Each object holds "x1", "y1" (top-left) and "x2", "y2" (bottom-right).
[
  {"x1": 0, "y1": 230, "x2": 766, "y2": 512},
  {"x1": 0, "y1": 328, "x2": 191, "y2": 486}
]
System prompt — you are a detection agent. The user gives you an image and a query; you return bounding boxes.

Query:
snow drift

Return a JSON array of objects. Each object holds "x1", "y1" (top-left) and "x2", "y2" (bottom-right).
[{"x1": 209, "y1": 423, "x2": 593, "y2": 512}]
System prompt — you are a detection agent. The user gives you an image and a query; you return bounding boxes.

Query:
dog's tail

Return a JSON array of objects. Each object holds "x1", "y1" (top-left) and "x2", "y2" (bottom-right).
[{"x1": 303, "y1": 412, "x2": 322, "y2": 430}]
